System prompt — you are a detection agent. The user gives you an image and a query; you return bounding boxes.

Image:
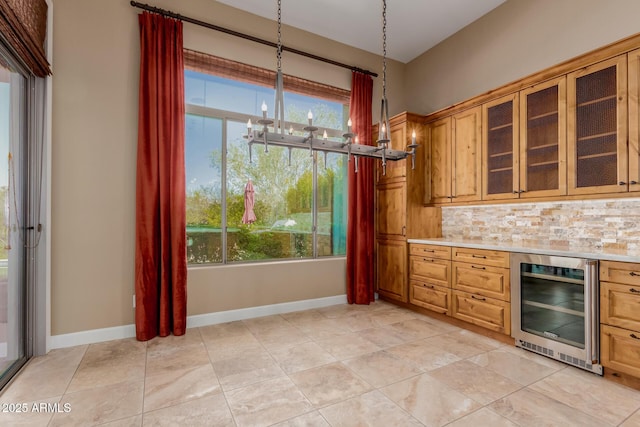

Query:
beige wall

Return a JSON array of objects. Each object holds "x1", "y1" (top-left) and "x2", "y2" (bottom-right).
[
  {"x1": 406, "y1": 0, "x2": 640, "y2": 115},
  {"x1": 51, "y1": 0, "x2": 399, "y2": 335}
]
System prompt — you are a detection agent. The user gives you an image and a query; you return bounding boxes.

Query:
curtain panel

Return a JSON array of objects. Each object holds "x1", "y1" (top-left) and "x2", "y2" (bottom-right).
[
  {"x1": 0, "y1": 0, "x2": 50, "y2": 76},
  {"x1": 346, "y1": 71, "x2": 374, "y2": 304},
  {"x1": 135, "y1": 12, "x2": 187, "y2": 340}
]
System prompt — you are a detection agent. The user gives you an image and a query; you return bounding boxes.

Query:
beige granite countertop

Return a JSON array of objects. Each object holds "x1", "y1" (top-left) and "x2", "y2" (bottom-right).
[{"x1": 407, "y1": 237, "x2": 640, "y2": 263}]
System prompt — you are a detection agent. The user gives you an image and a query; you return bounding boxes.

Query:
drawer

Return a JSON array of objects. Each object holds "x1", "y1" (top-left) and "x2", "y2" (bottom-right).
[
  {"x1": 452, "y1": 262, "x2": 510, "y2": 301},
  {"x1": 601, "y1": 324, "x2": 640, "y2": 378},
  {"x1": 409, "y1": 257, "x2": 451, "y2": 288},
  {"x1": 451, "y1": 290, "x2": 511, "y2": 335},
  {"x1": 452, "y1": 247, "x2": 509, "y2": 268},
  {"x1": 409, "y1": 244, "x2": 451, "y2": 260},
  {"x1": 600, "y1": 261, "x2": 640, "y2": 287},
  {"x1": 410, "y1": 280, "x2": 451, "y2": 315},
  {"x1": 601, "y1": 281, "x2": 640, "y2": 331}
]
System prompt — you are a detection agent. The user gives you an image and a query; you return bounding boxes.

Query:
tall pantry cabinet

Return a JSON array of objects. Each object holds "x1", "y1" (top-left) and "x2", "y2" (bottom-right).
[{"x1": 375, "y1": 113, "x2": 441, "y2": 303}]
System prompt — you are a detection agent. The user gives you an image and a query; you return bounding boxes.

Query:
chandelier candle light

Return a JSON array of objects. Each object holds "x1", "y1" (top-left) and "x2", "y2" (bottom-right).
[{"x1": 244, "y1": 0, "x2": 418, "y2": 173}]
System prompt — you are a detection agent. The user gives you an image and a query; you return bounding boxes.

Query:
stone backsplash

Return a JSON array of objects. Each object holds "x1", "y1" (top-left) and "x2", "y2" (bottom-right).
[{"x1": 441, "y1": 198, "x2": 640, "y2": 251}]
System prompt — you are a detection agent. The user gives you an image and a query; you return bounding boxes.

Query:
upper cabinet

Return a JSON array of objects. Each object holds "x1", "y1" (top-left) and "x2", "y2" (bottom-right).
[
  {"x1": 519, "y1": 76, "x2": 567, "y2": 198},
  {"x1": 376, "y1": 121, "x2": 407, "y2": 182},
  {"x1": 426, "y1": 107, "x2": 482, "y2": 204},
  {"x1": 483, "y1": 93, "x2": 519, "y2": 200},
  {"x1": 627, "y1": 49, "x2": 640, "y2": 193},
  {"x1": 567, "y1": 55, "x2": 628, "y2": 195}
]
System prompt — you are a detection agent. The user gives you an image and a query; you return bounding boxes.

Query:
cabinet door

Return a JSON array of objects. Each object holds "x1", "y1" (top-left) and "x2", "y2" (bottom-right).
[
  {"x1": 376, "y1": 239, "x2": 408, "y2": 303},
  {"x1": 451, "y1": 290, "x2": 511, "y2": 335},
  {"x1": 483, "y1": 93, "x2": 519, "y2": 200},
  {"x1": 427, "y1": 117, "x2": 451, "y2": 204},
  {"x1": 568, "y1": 56, "x2": 628, "y2": 195},
  {"x1": 410, "y1": 281, "x2": 451, "y2": 314},
  {"x1": 601, "y1": 324, "x2": 640, "y2": 378},
  {"x1": 409, "y1": 256, "x2": 450, "y2": 288},
  {"x1": 377, "y1": 123, "x2": 407, "y2": 182},
  {"x1": 376, "y1": 181, "x2": 406, "y2": 239},
  {"x1": 519, "y1": 77, "x2": 567, "y2": 197},
  {"x1": 601, "y1": 281, "x2": 640, "y2": 332},
  {"x1": 452, "y1": 106, "x2": 482, "y2": 202},
  {"x1": 628, "y1": 49, "x2": 640, "y2": 193}
]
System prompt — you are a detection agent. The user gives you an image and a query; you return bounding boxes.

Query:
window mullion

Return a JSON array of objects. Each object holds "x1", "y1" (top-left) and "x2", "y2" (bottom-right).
[
  {"x1": 312, "y1": 151, "x2": 318, "y2": 258},
  {"x1": 221, "y1": 118, "x2": 228, "y2": 264}
]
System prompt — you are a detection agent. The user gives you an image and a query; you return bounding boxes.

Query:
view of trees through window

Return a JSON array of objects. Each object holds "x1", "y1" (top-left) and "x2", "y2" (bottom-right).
[{"x1": 185, "y1": 70, "x2": 348, "y2": 264}]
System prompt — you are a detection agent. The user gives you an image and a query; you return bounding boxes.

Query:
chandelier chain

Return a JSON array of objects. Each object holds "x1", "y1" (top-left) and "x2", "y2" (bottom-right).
[
  {"x1": 277, "y1": 0, "x2": 282, "y2": 70},
  {"x1": 382, "y1": 0, "x2": 387, "y2": 99}
]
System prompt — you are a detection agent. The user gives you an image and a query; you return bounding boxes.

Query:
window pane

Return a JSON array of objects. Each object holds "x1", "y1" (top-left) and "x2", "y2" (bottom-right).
[
  {"x1": 317, "y1": 152, "x2": 347, "y2": 256},
  {"x1": 226, "y1": 120, "x2": 313, "y2": 261},
  {"x1": 185, "y1": 114, "x2": 223, "y2": 264}
]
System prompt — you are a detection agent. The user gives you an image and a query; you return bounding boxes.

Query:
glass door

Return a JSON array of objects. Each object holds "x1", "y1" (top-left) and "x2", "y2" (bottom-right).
[{"x1": 0, "y1": 53, "x2": 29, "y2": 389}]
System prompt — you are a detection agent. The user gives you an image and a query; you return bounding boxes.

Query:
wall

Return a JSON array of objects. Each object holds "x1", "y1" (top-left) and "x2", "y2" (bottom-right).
[
  {"x1": 442, "y1": 199, "x2": 640, "y2": 252},
  {"x1": 50, "y1": 0, "x2": 403, "y2": 335},
  {"x1": 406, "y1": 0, "x2": 640, "y2": 115}
]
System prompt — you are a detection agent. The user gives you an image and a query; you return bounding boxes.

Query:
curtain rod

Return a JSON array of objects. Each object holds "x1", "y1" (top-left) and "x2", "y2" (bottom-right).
[{"x1": 130, "y1": 1, "x2": 378, "y2": 78}]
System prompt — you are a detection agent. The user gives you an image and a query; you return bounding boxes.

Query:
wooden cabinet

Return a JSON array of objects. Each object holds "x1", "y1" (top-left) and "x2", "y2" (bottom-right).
[
  {"x1": 627, "y1": 48, "x2": 640, "y2": 193},
  {"x1": 409, "y1": 243, "x2": 451, "y2": 314},
  {"x1": 376, "y1": 180, "x2": 406, "y2": 239},
  {"x1": 519, "y1": 76, "x2": 567, "y2": 198},
  {"x1": 600, "y1": 260, "x2": 640, "y2": 378},
  {"x1": 568, "y1": 55, "x2": 628, "y2": 195},
  {"x1": 377, "y1": 239, "x2": 408, "y2": 303},
  {"x1": 426, "y1": 107, "x2": 482, "y2": 204},
  {"x1": 451, "y1": 247, "x2": 511, "y2": 334},
  {"x1": 377, "y1": 120, "x2": 407, "y2": 182},
  {"x1": 483, "y1": 93, "x2": 519, "y2": 200}
]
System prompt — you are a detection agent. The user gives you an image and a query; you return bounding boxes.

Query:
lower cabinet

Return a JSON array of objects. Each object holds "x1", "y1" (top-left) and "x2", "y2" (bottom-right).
[
  {"x1": 600, "y1": 260, "x2": 640, "y2": 377},
  {"x1": 451, "y1": 290, "x2": 511, "y2": 334},
  {"x1": 410, "y1": 280, "x2": 451, "y2": 314},
  {"x1": 408, "y1": 244, "x2": 451, "y2": 314},
  {"x1": 377, "y1": 239, "x2": 408, "y2": 303}
]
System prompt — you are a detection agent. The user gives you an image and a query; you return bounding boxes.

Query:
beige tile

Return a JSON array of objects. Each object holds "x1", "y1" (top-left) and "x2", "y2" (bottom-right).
[
  {"x1": 342, "y1": 350, "x2": 422, "y2": 388},
  {"x1": 145, "y1": 330, "x2": 203, "y2": 351},
  {"x1": 269, "y1": 341, "x2": 336, "y2": 374},
  {"x1": 423, "y1": 329, "x2": 503, "y2": 359},
  {"x1": 280, "y1": 309, "x2": 326, "y2": 324},
  {"x1": 529, "y1": 367, "x2": 640, "y2": 425},
  {"x1": 383, "y1": 318, "x2": 450, "y2": 341},
  {"x1": 341, "y1": 313, "x2": 380, "y2": 332},
  {"x1": 289, "y1": 362, "x2": 372, "y2": 407},
  {"x1": 203, "y1": 332, "x2": 263, "y2": 362},
  {"x1": 142, "y1": 394, "x2": 234, "y2": 427},
  {"x1": 386, "y1": 339, "x2": 461, "y2": 371},
  {"x1": 320, "y1": 390, "x2": 422, "y2": 427},
  {"x1": 243, "y1": 314, "x2": 290, "y2": 334},
  {"x1": 315, "y1": 332, "x2": 380, "y2": 360},
  {"x1": 253, "y1": 325, "x2": 311, "y2": 350},
  {"x1": 357, "y1": 327, "x2": 407, "y2": 348},
  {"x1": 429, "y1": 360, "x2": 523, "y2": 404},
  {"x1": 622, "y1": 409, "x2": 640, "y2": 427},
  {"x1": 199, "y1": 320, "x2": 252, "y2": 341},
  {"x1": 212, "y1": 349, "x2": 284, "y2": 391},
  {"x1": 0, "y1": 345, "x2": 87, "y2": 401},
  {"x1": 296, "y1": 318, "x2": 350, "y2": 340},
  {"x1": 381, "y1": 373, "x2": 481, "y2": 427},
  {"x1": 0, "y1": 396, "x2": 61, "y2": 427},
  {"x1": 143, "y1": 363, "x2": 221, "y2": 412},
  {"x1": 225, "y1": 376, "x2": 313, "y2": 427},
  {"x1": 369, "y1": 309, "x2": 417, "y2": 326},
  {"x1": 317, "y1": 304, "x2": 365, "y2": 318},
  {"x1": 67, "y1": 339, "x2": 146, "y2": 393},
  {"x1": 469, "y1": 347, "x2": 559, "y2": 385},
  {"x1": 50, "y1": 380, "x2": 144, "y2": 427},
  {"x1": 418, "y1": 316, "x2": 462, "y2": 333},
  {"x1": 446, "y1": 407, "x2": 518, "y2": 427},
  {"x1": 271, "y1": 411, "x2": 330, "y2": 426},
  {"x1": 98, "y1": 414, "x2": 143, "y2": 426},
  {"x1": 145, "y1": 340, "x2": 211, "y2": 377},
  {"x1": 489, "y1": 388, "x2": 605, "y2": 427},
  {"x1": 500, "y1": 344, "x2": 568, "y2": 370}
]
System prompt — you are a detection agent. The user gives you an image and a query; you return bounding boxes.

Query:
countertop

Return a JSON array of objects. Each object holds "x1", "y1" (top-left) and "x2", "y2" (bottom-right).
[{"x1": 407, "y1": 237, "x2": 640, "y2": 263}]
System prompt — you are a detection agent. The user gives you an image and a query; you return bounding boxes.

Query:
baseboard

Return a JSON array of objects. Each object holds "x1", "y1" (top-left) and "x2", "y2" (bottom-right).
[{"x1": 49, "y1": 294, "x2": 347, "y2": 349}]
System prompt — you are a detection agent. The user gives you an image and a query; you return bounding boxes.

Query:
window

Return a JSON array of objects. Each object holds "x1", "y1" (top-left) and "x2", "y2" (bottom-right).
[{"x1": 184, "y1": 62, "x2": 348, "y2": 264}]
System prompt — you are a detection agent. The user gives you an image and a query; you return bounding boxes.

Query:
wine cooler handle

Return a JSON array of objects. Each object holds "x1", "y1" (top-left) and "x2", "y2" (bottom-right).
[{"x1": 586, "y1": 260, "x2": 599, "y2": 364}]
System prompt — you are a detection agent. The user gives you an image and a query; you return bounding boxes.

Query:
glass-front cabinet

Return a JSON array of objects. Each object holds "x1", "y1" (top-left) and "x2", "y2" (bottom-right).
[
  {"x1": 567, "y1": 55, "x2": 628, "y2": 195},
  {"x1": 519, "y1": 77, "x2": 567, "y2": 198},
  {"x1": 627, "y1": 49, "x2": 640, "y2": 193}
]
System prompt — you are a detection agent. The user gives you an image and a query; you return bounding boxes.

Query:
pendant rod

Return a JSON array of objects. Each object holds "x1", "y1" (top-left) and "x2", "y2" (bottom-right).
[{"x1": 130, "y1": 1, "x2": 378, "y2": 77}]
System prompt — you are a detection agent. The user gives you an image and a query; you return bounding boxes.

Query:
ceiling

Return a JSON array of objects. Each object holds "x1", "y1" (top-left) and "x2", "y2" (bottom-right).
[{"x1": 216, "y1": 0, "x2": 506, "y2": 63}]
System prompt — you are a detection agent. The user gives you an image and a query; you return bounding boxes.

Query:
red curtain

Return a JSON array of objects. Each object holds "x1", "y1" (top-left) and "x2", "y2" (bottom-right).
[
  {"x1": 347, "y1": 72, "x2": 374, "y2": 304},
  {"x1": 135, "y1": 12, "x2": 187, "y2": 340}
]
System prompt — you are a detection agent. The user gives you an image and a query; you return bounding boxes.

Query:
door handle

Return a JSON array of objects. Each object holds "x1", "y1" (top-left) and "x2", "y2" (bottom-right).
[{"x1": 471, "y1": 295, "x2": 486, "y2": 301}]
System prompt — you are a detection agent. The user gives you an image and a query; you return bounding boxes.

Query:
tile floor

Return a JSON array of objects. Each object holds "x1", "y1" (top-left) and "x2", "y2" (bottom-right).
[{"x1": 1, "y1": 300, "x2": 640, "y2": 426}]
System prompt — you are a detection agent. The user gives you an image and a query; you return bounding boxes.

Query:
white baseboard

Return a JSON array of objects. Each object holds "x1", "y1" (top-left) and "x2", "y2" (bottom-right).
[{"x1": 49, "y1": 294, "x2": 347, "y2": 350}]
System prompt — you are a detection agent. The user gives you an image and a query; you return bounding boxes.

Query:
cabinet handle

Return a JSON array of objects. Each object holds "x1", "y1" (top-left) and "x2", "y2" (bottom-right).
[
  {"x1": 631, "y1": 333, "x2": 640, "y2": 340},
  {"x1": 471, "y1": 295, "x2": 486, "y2": 301},
  {"x1": 630, "y1": 288, "x2": 640, "y2": 293},
  {"x1": 630, "y1": 272, "x2": 640, "y2": 277},
  {"x1": 422, "y1": 283, "x2": 435, "y2": 289},
  {"x1": 402, "y1": 225, "x2": 406, "y2": 236},
  {"x1": 472, "y1": 254, "x2": 487, "y2": 259},
  {"x1": 471, "y1": 265, "x2": 486, "y2": 270},
  {"x1": 422, "y1": 258, "x2": 435, "y2": 262},
  {"x1": 519, "y1": 189, "x2": 526, "y2": 193},
  {"x1": 423, "y1": 249, "x2": 435, "y2": 253},
  {"x1": 619, "y1": 181, "x2": 627, "y2": 185},
  {"x1": 631, "y1": 181, "x2": 638, "y2": 185}
]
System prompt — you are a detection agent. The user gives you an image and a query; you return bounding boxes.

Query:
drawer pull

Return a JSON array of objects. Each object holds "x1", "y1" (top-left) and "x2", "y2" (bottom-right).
[
  {"x1": 630, "y1": 272, "x2": 640, "y2": 277},
  {"x1": 423, "y1": 249, "x2": 435, "y2": 253},
  {"x1": 422, "y1": 283, "x2": 435, "y2": 289},
  {"x1": 422, "y1": 258, "x2": 435, "y2": 262},
  {"x1": 471, "y1": 295, "x2": 486, "y2": 301},
  {"x1": 472, "y1": 254, "x2": 487, "y2": 259},
  {"x1": 630, "y1": 288, "x2": 640, "y2": 293},
  {"x1": 471, "y1": 265, "x2": 486, "y2": 270},
  {"x1": 631, "y1": 333, "x2": 640, "y2": 340}
]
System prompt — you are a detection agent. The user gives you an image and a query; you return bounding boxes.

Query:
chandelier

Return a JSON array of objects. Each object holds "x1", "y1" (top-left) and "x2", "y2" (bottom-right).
[{"x1": 244, "y1": 0, "x2": 418, "y2": 174}]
